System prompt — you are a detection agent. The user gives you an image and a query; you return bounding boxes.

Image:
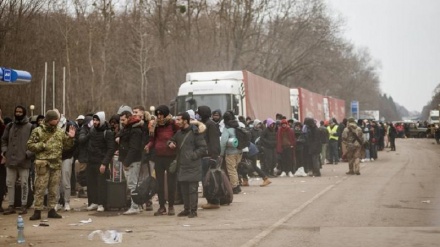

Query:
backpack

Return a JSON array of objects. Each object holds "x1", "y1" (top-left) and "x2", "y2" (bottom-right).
[
  {"x1": 131, "y1": 166, "x2": 157, "y2": 205},
  {"x1": 203, "y1": 158, "x2": 233, "y2": 205},
  {"x1": 235, "y1": 127, "x2": 251, "y2": 150}
]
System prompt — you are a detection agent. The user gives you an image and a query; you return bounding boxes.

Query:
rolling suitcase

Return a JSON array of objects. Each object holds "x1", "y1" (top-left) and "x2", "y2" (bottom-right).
[{"x1": 106, "y1": 155, "x2": 128, "y2": 210}]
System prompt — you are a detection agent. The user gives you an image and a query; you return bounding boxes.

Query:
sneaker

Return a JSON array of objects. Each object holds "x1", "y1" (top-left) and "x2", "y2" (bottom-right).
[
  {"x1": 346, "y1": 171, "x2": 355, "y2": 175},
  {"x1": 201, "y1": 203, "x2": 220, "y2": 209},
  {"x1": 87, "y1": 203, "x2": 98, "y2": 211},
  {"x1": 123, "y1": 207, "x2": 140, "y2": 215},
  {"x1": 279, "y1": 172, "x2": 286, "y2": 177},
  {"x1": 168, "y1": 207, "x2": 175, "y2": 216},
  {"x1": 288, "y1": 172, "x2": 294, "y2": 177},
  {"x1": 97, "y1": 205, "x2": 105, "y2": 212},
  {"x1": 355, "y1": 172, "x2": 361, "y2": 175},
  {"x1": 64, "y1": 203, "x2": 71, "y2": 211},
  {"x1": 54, "y1": 203, "x2": 63, "y2": 212},
  {"x1": 242, "y1": 180, "x2": 249, "y2": 186},
  {"x1": 361, "y1": 159, "x2": 365, "y2": 163},
  {"x1": 370, "y1": 158, "x2": 374, "y2": 162}
]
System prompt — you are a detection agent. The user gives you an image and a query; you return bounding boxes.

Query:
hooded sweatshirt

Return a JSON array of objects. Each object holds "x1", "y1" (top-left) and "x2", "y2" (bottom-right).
[{"x1": 83, "y1": 111, "x2": 115, "y2": 166}]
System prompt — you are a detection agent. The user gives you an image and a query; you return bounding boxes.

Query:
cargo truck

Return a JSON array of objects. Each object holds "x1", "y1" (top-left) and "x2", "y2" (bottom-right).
[
  {"x1": 174, "y1": 71, "x2": 292, "y2": 120},
  {"x1": 290, "y1": 88, "x2": 346, "y2": 123},
  {"x1": 428, "y1": 110, "x2": 439, "y2": 124}
]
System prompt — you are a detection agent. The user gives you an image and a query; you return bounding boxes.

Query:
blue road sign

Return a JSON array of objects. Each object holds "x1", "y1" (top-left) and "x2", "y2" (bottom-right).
[{"x1": 0, "y1": 67, "x2": 31, "y2": 84}]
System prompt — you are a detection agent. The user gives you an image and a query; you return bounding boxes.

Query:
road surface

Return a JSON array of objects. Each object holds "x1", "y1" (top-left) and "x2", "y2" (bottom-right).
[{"x1": 1, "y1": 138, "x2": 439, "y2": 246}]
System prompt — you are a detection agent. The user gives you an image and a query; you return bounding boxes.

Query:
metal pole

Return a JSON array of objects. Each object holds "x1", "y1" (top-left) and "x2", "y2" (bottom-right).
[
  {"x1": 53, "y1": 61, "x2": 55, "y2": 109},
  {"x1": 63, "y1": 67, "x2": 66, "y2": 115},
  {"x1": 44, "y1": 62, "x2": 47, "y2": 113},
  {"x1": 41, "y1": 78, "x2": 44, "y2": 115}
]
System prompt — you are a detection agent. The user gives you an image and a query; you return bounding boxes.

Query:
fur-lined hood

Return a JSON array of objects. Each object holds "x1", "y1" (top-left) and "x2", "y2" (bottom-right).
[{"x1": 190, "y1": 119, "x2": 206, "y2": 134}]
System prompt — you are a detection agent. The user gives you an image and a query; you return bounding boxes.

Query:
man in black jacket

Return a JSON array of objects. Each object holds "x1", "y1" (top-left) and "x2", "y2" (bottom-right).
[
  {"x1": 119, "y1": 111, "x2": 143, "y2": 215},
  {"x1": 79, "y1": 111, "x2": 115, "y2": 212},
  {"x1": 168, "y1": 112, "x2": 207, "y2": 218},
  {"x1": 197, "y1": 106, "x2": 221, "y2": 209},
  {"x1": 1, "y1": 106, "x2": 34, "y2": 215}
]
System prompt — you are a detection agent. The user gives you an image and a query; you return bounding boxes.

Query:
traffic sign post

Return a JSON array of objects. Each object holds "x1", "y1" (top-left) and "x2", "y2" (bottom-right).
[{"x1": 351, "y1": 100, "x2": 359, "y2": 120}]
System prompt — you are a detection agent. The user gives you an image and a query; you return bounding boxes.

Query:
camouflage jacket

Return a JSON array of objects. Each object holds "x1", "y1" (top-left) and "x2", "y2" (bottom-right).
[
  {"x1": 342, "y1": 123, "x2": 364, "y2": 150},
  {"x1": 27, "y1": 123, "x2": 74, "y2": 168}
]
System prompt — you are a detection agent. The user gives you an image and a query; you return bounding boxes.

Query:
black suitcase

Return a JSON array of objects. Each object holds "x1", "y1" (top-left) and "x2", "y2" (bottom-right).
[
  {"x1": 105, "y1": 156, "x2": 128, "y2": 210},
  {"x1": 106, "y1": 180, "x2": 127, "y2": 210}
]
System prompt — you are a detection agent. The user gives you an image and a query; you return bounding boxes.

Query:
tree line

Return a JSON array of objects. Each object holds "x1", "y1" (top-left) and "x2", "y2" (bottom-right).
[{"x1": 0, "y1": 0, "x2": 401, "y2": 121}]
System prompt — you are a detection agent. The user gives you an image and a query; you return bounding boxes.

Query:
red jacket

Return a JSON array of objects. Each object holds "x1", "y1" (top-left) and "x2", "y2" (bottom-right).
[
  {"x1": 276, "y1": 126, "x2": 296, "y2": 154},
  {"x1": 146, "y1": 120, "x2": 178, "y2": 157}
]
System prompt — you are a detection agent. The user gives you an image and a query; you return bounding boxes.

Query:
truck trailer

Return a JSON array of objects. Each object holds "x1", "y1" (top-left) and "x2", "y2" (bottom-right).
[{"x1": 174, "y1": 71, "x2": 291, "y2": 120}]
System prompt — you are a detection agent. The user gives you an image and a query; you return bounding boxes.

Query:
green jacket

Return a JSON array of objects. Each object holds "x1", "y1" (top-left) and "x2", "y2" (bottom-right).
[{"x1": 27, "y1": 123, "x2": 74, "y2": 168}]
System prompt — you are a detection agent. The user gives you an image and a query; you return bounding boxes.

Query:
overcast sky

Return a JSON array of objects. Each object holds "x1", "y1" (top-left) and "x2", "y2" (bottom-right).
[{"x1": 325, "y1": 0, "x2": 440, "y2": 112}]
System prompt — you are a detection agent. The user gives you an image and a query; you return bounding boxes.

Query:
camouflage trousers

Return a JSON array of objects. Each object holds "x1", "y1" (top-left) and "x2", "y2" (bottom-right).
[
  {"x1": 34, "y1": 166, "x2": 61, "y2": 210},
  {"x1": 346, "y1": 147, "x2": 362, "y2": 173}
]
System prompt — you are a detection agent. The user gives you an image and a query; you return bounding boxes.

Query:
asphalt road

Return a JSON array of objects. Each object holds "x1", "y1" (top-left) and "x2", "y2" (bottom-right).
[{"x1": 1, "y1": 138, "x2": 439, "y2": 247}]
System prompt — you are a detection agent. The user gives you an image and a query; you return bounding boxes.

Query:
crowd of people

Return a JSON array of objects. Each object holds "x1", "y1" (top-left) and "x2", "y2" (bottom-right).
[{"x1": 0, "y1": 104, "x2": 403, "y2": 220}]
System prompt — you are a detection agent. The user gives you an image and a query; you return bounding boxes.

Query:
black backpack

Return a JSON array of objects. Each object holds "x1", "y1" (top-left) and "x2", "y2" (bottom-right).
[
  {"x1": 131, "y1": 167, "x2": 157, "y2": 205},
  {"x1": 235, "y1": 127, "x2": 251, "y2": 150}
]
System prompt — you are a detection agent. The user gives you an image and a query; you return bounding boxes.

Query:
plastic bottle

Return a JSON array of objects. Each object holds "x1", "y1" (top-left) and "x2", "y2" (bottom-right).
[{"x1": 17, "y1": 215, "x2": 25, "y2": 244}]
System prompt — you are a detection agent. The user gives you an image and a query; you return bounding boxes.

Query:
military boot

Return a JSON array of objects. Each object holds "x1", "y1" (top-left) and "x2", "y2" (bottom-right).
[
  {"x1": 48, "y1": 208, "x2": 62, "y2": 219},
  {"x1": 29, "y1": 210, "x2": 41, "y2": 221}
]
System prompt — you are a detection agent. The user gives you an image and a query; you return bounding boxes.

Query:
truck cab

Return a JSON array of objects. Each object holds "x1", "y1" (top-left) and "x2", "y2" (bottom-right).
[{"x1": 174, "y1": 71, "x2": 245, "y2": 116}]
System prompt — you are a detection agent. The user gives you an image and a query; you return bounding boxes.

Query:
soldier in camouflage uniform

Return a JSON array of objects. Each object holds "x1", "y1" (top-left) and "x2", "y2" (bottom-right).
[
  {"x1": 27, "y1": 110, "x2": 75, "y2": 220},
  {"x1": 342, "y1": 117, "x2": 364, "y2": 176}
]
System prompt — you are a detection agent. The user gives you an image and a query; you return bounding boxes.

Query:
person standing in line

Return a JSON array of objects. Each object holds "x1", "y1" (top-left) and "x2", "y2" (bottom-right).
[
  {"x1": 304, "y1": 118, "x2": 322, "y2": 177},
  {"x1": 145, "y1": 105, "x2": 179, "y2": 216},
  {"x1": 327, "y1": 119, "x2": 339, "y2": 165},
  {"x1": 27, "y1": 110, "x2": 75, "y2": 220},
  {"x1": 276, "y1": 119, "x2": 296, "y2": 177},
  {"x1": 342, "y1": 117, "x2": 364, "y2": 175},
  {"x1": 168, "y1": 112, "x2": 207, "y2": 218},
  {"x1": 388, "y1": 122, "x2": 397, "y2": 151},
  {"x1": 55, "y1": 120, "x2": 78, "y2": 211},
  {"x1": 259, "y1": 118, "x2": 278, "y2": 177},
  {"x1": 118, "y1": 111, "x2": 143, "y2": 215},
  {"x1": 219, "y1": 111, "x2": 243, "y2": 194},
  {"x1": 1, "y1": 106, "x2": 34, "y2": 215},
  {"x1": 319, "y1": 120, "x2": 329, "y2": 168},
  {"x1": 80, "y1": 112, "x2": 115, "y2": 212},
  {"x1": 197, "y1": 106, "x2": 222, "y2": 210},
  {"x1": 132, "y1": 105, "x2": 154, "y2": 211}
]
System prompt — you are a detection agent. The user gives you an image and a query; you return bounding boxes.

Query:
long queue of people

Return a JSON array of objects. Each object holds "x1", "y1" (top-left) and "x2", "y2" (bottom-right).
[{"x1": 1, "y1": 104, "x2": 394, "y2": 220}]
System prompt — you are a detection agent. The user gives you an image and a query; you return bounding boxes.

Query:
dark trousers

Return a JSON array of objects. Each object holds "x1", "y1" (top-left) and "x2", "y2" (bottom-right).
[
  {"x1": 280, "y1": 147, "x2": 294, "y2": 173},
  {"x1": 370, "y1": 143, "x2": 378, "y2": 159},
  {"x1": 0, "y1": 163, "x2": 6, "y2": 204},
  {"x1": 180, "y1": 181, "x2": 199, "y2": 212},
  {"x1": 201, "y1": 157, "x2": 219, "y2": 205},
  {"x1": 154, "y1": 156, "x2": 176, "y2": 208},
  {"x1": 263, "y1": 148, "x2": 277, "y2": 175},
  {"x1": 390, "y1": 137, "x2": 396, "y2": 150},
  {"x1": 328, "y1": 140, "x2": 339, "y2": 163},
  {"x1": 311, "y1": 153, "x2": 321, "y2": 176},
  {"x1": 294, "y1": 145, "x2": 304, "y2": 172},
  {"x1": 86, "y1": 163, "x2": 108, "y2": 206},
  {"x1": 239, "y1": 155, "x2": 267, "y2": 180}
]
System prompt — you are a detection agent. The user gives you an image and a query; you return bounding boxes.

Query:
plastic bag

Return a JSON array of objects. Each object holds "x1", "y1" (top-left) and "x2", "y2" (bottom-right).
[{"x1": 88, "y1": 230, "x2": 123, "y2": 244}]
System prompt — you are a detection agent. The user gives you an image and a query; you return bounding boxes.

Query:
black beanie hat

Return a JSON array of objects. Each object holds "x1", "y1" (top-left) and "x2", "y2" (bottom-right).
[{"x1": 155, "y1": 105, "x2": 170, "y2": 117}]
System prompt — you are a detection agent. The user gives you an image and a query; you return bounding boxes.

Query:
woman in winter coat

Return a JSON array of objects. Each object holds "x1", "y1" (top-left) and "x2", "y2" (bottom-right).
[
  {"x1": 276, "y1": 119, "x2": 296, "y2": 177},
  {"x1": 259, "y1": 118, "x2": 278, "y2": 177}
]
